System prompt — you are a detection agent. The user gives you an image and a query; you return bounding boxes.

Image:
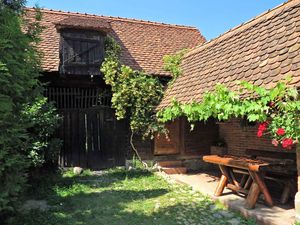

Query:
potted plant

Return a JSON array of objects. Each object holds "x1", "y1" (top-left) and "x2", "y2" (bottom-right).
[{"x1": 210, "y1": 138, "x2": 227, "y2": 156}]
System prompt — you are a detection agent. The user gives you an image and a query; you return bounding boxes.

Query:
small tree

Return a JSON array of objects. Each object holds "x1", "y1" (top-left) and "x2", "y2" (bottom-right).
[{"x1": 101, "y1": 37, "x2": 164, "y2": 161}]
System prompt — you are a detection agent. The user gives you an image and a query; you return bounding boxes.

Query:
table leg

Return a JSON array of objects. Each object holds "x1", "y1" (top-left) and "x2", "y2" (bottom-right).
[
  {"x1": 240, "y1": 174, "x2": 248, "y2": 187},
  {"x1": 244, "y1": 176, "x2": 252, "y2": 190},
  {"x1": 214, "y1": 174, "x2": 228, "y2": 196},
  {"x1": 229, "y1": 169, "x2": 240, "y2": 188},
  {"x1": 249, "y1": 171, "x2": 273, "y2": 207},
  {"x1": 245, "y1": 182, "x2": 261, "y2": 209},
  {"x1": 219, "y1": 165, "x2": 233, "y2": 184}
]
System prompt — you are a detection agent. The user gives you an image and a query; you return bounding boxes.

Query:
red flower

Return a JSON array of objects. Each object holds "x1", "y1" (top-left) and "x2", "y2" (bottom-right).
[
  {"x1": 257, "y1": 130, "x2": 263, "y2": 138},
  {"x1": 258, "y1": 122, "x2": 268, "y2": 132},
  {"x1": 276, "y1": 128, "x2": 285, "y2": 136},
  {"x1": 257, "y1": 121, "x2": 268, "y2": 137},
  {"x1": 281, "y1": 138, "x2": 294, "y2": 149},
  {"x1": 272, "y1": 139, "x2": 279, "y2": 147}
]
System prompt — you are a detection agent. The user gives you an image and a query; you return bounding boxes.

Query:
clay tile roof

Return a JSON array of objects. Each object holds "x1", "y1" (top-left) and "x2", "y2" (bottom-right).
[
  {"x1": 55, "y1": 17, "x2": 111, "y2": 32},
  {"x1": 25, "y1": 8, "x2": 205, "y2": 76},
  {"x1": 158, "y1": 0, "x2": 300, "y2": 109}
]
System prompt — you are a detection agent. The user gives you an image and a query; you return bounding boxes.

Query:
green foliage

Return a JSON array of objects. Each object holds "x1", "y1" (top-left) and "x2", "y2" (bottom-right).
[
  {"x1": 157, "y1": 77, "x2": 300, "y2": 148},
  {"x1": 0, "y1": 4, "x2": 60, "y2": 214},
  {"x1": 157, "y1": 84, "x2": 241, "y2": 122},
  {"x1": 101, "y1": 37, "x2": 164, "y2": 137},
  {"x1": 23, "y1": 97, "x2": 62, "y2": 166},
  {"x1": 163, "y1": 49, "x2": 187, "y2": 83},
  {"x1": 1, "y1": 0, "x2": 25, "y2": 11}
]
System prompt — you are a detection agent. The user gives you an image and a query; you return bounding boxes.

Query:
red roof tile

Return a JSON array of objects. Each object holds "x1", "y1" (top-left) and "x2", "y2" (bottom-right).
[
  {"x1": 158, "y1": 0, "x2": 300, "y2": 109},
  {"x1": 55, "y1": 17, "x2": 111, "y2": 32},
  {"x1": 25, "y1": 8, "x2": 205, "y2": 76}
]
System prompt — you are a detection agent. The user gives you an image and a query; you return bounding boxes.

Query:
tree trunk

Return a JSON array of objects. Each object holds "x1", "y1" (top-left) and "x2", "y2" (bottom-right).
[{"x1": 129, "y1": 131, "x2": 148, "y2": 168}]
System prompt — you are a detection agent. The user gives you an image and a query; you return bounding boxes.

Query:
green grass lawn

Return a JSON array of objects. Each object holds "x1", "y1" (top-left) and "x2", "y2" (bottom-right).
[{"x1": 8, "y1": 168, "x2": 256, "y2": 225}]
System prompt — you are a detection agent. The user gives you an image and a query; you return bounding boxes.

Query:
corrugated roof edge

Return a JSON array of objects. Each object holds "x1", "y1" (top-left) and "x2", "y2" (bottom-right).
[{"x1": 184, "y1": 0, "x2": 299, "y2": 59}]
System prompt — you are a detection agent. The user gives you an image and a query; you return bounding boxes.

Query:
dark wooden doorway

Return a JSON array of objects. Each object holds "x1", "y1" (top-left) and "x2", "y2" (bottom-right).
[{"x1": 45, "y1": 86, "x2": 129, "y2": 169}]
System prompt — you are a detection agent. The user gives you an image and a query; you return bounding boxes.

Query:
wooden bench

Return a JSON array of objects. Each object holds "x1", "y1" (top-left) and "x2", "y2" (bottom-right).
[{"x1": 244, "y1": 149, "x2": 296, "y2": 204}]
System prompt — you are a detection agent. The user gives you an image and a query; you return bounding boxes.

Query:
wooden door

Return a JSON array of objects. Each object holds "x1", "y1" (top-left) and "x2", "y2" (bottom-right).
[
  {"x1": 154, "y1": 120, "x2": 180, "y2": 155},
  {"x1": 46, "y1": 87, "x2": 129, "y2": 169},
  {"x1": 58, "y1": 107, "x2": 128, "y2": 169}
]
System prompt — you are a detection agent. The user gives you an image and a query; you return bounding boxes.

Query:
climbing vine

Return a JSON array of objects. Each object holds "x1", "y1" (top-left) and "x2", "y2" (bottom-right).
[
  {"x1": 163, "y1": 49, "x2": 187, "y2": 83},
  {"x1": 100, "y1": 37, "x2": 165, "y2": 160},
  {"x1": 157, "y1": 77, "x2": 300, "y2": 150}
]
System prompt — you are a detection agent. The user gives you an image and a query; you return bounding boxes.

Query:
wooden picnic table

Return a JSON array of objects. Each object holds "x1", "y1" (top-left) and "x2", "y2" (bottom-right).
[{"x1": 203, "y1": 154, "x2": 285, "y2": 209}]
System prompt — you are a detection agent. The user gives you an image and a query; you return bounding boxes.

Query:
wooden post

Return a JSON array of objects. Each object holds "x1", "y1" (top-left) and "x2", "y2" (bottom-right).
[{"x1": 295, "y1": 145, "x2": 300, "y2": 222}]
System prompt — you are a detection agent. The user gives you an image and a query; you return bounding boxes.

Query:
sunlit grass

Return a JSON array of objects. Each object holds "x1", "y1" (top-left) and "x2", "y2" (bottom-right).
[{"x1": 8, "y1": 168, "x2": 256, "y2": 225}]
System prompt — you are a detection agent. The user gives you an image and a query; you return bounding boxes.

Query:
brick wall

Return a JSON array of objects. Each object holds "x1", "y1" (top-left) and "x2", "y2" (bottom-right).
[
  {"x1": 183, "y1": 118, "x2": 218, "y2": 155},
  {"x1": 132, "y1": 136, "x2": 154, "y2": 160},
  {"x1": 219, "y1": 118, "x2": 296, "y2": 156}
]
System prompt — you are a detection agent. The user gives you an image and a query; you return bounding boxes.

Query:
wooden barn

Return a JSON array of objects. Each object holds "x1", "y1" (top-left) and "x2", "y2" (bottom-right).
[{"x1": 25, "y1": 8, "x2": 205, "y2": 169}]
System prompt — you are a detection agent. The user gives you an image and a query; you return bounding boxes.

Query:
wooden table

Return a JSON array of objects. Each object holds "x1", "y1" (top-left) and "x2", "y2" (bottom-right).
[{"x1": 203, "y1": 155, "x2": 276, "y2": 209}]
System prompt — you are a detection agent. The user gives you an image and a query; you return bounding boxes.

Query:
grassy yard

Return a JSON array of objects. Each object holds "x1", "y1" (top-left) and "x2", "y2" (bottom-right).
[{"x1": 8, "y1": 168, "x2": 256, "y2": 225}]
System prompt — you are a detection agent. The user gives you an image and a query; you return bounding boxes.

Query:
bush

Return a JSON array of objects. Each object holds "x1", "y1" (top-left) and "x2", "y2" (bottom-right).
[{"x1": 0, "y1": 2, "x2": 60, "y2": 214}]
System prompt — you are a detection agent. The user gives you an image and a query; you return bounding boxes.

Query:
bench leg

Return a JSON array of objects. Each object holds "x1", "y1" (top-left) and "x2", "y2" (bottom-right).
[
  {"x1": 214, "y1": 175, "x2": 228, "y2": 196},
  {"x1": 245, "y1": 182, "x2": 260, "y2": 209},
  {"x1": 280, "y1": 181, "x2": 291, "y2": 204}
]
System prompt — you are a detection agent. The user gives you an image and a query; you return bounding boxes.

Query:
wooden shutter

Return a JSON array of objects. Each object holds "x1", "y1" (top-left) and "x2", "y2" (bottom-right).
[{"x1": 60, "y1": 30, "x2": 105, "y2": 75}]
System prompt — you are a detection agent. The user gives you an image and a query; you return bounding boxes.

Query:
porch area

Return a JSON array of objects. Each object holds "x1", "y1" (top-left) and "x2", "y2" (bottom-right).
[
  {"x1": 153, "y1": 117, "x2": 298, "y2": 225},
  {"x1": 169, "y1": 171, "x2": 295, "y2": 225}
]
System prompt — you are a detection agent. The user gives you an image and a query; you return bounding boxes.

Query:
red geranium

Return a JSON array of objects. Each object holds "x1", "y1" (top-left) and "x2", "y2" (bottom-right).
[
  {"x1": 258, "y1": 122, "x2": 268, "y2": 131},
  {"x1": 276, "y1": 128, "x2": 285, "y2": 136},
  {"x1": 257, "y1": 130, "x2": 263, "y2": 137},
  {"x1": 257, "y1": 121, "x2": 269, "y2": 138},
  {"x1": 281, "y1": 138, "x2": 293, "y2": 149},
  {"x1": 271, "y1": 139, "x2": 279, "y2": 147}
]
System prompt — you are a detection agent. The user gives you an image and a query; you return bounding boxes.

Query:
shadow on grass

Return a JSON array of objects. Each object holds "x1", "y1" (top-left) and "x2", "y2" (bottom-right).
[
  {"x1": 25, "y1": 168, "x2": 153, "y2": 200},
  {"x1": 7, "y1": 169, "x2": 256, "y2": 225},
  {"x1": 9, "y1": 189, "x2": 256, "y2": 225},
  {"x1": 10, "y1": 187, "x2": 172, "y2": 225}
]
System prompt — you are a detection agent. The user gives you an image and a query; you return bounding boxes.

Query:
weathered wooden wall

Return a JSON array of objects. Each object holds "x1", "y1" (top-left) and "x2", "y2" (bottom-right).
[{"x1": 45, "y1": 85, "x2": 130, "y2": 169}]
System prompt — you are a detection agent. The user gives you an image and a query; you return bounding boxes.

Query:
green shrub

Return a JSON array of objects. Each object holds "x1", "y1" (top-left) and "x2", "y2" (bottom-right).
[
  {"x1": 0, "y1": 2, "x2": 60, "y2": 214},
  {"x1": 23, "y1": 97, "x2": 62, "y2": 167}
]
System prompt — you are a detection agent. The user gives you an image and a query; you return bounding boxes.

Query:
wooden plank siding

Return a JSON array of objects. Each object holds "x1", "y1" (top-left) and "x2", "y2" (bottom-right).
[{"x1": 45, "y1": 86, "x2": 129, "y2": 169}]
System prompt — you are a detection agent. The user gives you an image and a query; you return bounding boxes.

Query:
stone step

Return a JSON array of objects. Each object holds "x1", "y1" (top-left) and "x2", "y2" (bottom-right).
[
  {"x1": 157, "y1": 160, "x2": 183, "y2": 167},
  {"x1": 161, "y1": 166, "x2": 187, "y2": 174}
]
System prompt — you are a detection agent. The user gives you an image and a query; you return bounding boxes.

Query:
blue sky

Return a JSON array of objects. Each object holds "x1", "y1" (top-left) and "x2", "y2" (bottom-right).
[{"x1": 26, "y1": 0, "x2": 285, "y2": 40}]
